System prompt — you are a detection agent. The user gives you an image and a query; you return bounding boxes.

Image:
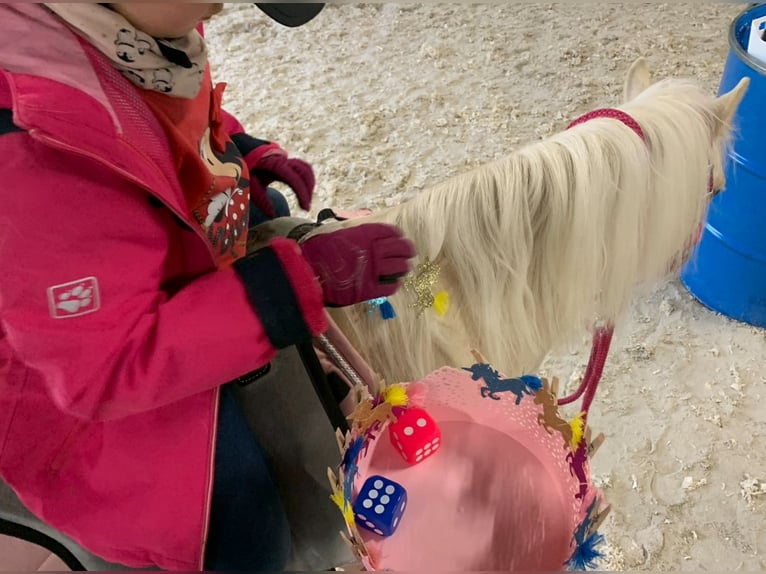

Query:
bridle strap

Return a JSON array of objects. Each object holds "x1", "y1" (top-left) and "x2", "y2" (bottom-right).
[{"x1": 566, "y1": 107, "x2": 646, "y2": 142}]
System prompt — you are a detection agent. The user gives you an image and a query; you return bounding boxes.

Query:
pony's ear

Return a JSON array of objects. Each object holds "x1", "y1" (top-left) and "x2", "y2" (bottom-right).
[
  {"x1": 714, "y1": 76, "x2": 750, "y2": 136},
  {"x1": 623, "y1": 57, "x2": 652, "y2": 102}
]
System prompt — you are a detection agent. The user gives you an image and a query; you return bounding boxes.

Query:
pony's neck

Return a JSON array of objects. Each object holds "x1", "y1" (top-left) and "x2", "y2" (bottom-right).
[{"x1": 374, "y1": 80, "x2": 716, "y2": 368}]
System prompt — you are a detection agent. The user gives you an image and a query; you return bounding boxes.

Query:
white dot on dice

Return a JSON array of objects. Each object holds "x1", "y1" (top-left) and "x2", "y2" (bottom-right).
[
  {"x1": 416, "y1": 417, "x2": 427, "y2": 427},
  {"x1": 403, "y1": 426, "x2": 414, "y2": 436},
  {"x1": 375, "y1": 504, "x2": 385, "y2": 514},
  {"x1": 385, "y1": 485, "x2": 395, "y2": 495},
  {"x1": 374, "y1": 479, "x2": 384, "y2": 489},
  {"x1": 369, "y1": 490, "x2": 378, "y2": 499},
  {"x1": 381, "y1": 495, "x2": 390, "y2": 504},
  {"x1": 363, "y1": 499, "x2": 373, "y2": 509}
]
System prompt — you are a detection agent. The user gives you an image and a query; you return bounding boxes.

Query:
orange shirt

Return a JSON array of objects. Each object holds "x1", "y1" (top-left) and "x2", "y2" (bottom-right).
[{"x1": 140, "y1": 68, "x2": 250, "y2": 268}]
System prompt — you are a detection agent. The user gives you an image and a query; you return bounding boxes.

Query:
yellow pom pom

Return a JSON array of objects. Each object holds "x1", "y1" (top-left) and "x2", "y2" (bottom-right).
[
  {"x1": 330, "y1": 490, "x2": 344, "y2": 511},
  {"x1": 569, "y1": 411, "x2": 586, "y2": 450},
  {"x1": 433, "y1": 290, "x2": 449, "y2": 316},
  {"x1": 382, "y1": 383, "x2": 409, "y2": 407},
  {"x1": 330, "y1": 491, "x2": 355, "y2": 526}
]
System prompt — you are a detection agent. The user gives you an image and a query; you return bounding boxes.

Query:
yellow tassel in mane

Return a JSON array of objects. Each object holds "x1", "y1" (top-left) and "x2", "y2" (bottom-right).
[
  {"x1": 382, "y1": 383, "x2": 409, "y2": 407},
  {"x1": 433, "y1": 290, "x2": 450, "y2": 316},
  {"x1": 569, "y1": 411, "x2": 586, "y2": 450}
]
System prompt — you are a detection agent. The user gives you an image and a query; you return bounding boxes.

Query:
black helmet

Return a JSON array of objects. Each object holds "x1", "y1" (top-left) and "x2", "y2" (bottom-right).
[{"x1": 254, "y1": 3, "x2": 324, "y2": 27}]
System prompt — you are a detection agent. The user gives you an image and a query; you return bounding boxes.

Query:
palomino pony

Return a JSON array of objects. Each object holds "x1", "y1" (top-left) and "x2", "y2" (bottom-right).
[{"x1": 249, "y1": 58, "x2": 749, "y2": 386}]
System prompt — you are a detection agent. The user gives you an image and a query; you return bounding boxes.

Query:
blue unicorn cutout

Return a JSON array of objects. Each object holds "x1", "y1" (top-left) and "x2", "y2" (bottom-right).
[{"x1": 462, "y1": 361, "x2": 542, "y2": 404}]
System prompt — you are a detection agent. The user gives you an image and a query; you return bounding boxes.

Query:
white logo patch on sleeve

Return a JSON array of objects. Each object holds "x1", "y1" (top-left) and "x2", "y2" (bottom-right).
[{"x1": 47, "y1": 277, "x2": 101, "y2": 319}]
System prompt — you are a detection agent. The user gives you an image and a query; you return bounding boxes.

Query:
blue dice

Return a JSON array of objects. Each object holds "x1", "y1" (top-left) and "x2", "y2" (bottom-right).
[{"x1": 352, "y1": 475, "x2": 407, "y2": 537}]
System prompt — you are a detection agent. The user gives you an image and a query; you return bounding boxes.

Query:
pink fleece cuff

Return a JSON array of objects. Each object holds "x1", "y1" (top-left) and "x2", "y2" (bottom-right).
[
  {"x1": 243, "y1": 142, "x2": 286, "y2": 171},
  {"x1": 268, "y1": 237, "x2": 328, "y2": 337}
]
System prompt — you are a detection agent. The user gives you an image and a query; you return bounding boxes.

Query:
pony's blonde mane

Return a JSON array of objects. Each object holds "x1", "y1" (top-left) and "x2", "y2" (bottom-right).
[{"x1": 327, "y1": 78, "x2": 735, "y2": 383}]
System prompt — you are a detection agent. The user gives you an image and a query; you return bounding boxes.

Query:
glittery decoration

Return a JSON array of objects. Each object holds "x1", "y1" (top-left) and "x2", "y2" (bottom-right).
[{"x1": 403, "y1": 257, "x2": 444, "y2": 315}]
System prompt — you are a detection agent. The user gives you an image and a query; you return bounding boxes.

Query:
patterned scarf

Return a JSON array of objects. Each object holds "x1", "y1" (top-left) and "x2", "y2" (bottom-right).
[{"x1": 44, "y1": 3, "x2": 208, "y2": 98}]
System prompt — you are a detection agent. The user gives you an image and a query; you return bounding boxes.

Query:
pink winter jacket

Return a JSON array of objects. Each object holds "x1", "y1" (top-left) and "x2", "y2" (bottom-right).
[{"x1": 0, "y1": 4, "x2": 327, "y2": 570}]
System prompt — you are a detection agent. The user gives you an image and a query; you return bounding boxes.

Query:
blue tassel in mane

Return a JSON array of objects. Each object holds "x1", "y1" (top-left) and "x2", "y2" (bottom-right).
[
  {"x1": 565, "y1": 532, "x2": 606, "y2": 571},
  {"x1": 379, "y1": 298, "x2": 396, "y2": 319},
  {"x1": 366, "y1": 297, "x2": 396, "y2": 320}
]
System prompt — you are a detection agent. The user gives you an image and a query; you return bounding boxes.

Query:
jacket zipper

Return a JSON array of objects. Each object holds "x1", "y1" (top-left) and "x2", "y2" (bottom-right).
[
  {"x1": 29, "y1": 129, "x2": 220, "y2": 570},
  {"x1": 199, "y1": 386, "x2": 220, "y2": 570},
  {"x1": 234, "y1": 362, "x2": 272, "y2": 387}
]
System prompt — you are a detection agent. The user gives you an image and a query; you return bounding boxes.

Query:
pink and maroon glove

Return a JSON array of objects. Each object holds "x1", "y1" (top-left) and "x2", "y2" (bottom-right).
[
  {"x1": 229, "y1": 132, "x2": 315, "y2": 218},
  {"x1": 250, "y1": 148, "x2": 315, "y2": 213},
  {"x1": 299, "y1": 223, "x2": 417, "y2": 308}
]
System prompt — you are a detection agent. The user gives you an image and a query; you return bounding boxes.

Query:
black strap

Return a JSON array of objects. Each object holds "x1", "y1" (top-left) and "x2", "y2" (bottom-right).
[
  {"x1": 295, "y1": 340, "x2": 350, "y2": 435},
  {"x1": 317, "y1": 208, "x2": 348, "y2": 223},
  {"x1": 0, "y1": 109, "x2": 22, "y2": 136},
  {"x1": 286, "y1": 222, "x2": 320, "y2": 242},
  {"x1": 0, "y1": 516, "x2": 86, "y2": 571}
]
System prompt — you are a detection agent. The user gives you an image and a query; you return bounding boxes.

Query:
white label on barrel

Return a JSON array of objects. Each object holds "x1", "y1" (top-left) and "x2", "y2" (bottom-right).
[{"x1": 747, "y1": 15, "x2": 766, "y2": 65}]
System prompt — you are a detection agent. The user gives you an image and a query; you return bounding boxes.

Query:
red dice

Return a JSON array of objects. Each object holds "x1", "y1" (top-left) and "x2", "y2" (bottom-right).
[{"x1": 388, "y1": 407, "x2": 441, "y2": 464}]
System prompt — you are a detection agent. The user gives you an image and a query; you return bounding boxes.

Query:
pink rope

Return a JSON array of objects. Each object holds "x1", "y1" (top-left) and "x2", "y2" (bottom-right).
[{"x1": 557, "y1": 326, "x2": 613, "y2": 416}]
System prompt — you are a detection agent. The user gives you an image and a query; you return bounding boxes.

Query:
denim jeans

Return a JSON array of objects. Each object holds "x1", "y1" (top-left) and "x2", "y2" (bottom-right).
[
  {"x1": 203, "y1": 386, "x2": 291, "y2": 571},
  {"x1": 249, "y1": 187, "x2": 291, "y2": 227}
]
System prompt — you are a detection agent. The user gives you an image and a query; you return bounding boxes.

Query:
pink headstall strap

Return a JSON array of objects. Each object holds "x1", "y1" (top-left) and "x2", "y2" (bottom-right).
[{"x1": 556, "y1": 108, "x2": 647, "y2": 418}]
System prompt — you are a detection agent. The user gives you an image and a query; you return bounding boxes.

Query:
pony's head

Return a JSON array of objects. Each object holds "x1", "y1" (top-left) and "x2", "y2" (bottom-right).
[{"x1": 618, "y1": 57, "x2": 749, "y2": 271}]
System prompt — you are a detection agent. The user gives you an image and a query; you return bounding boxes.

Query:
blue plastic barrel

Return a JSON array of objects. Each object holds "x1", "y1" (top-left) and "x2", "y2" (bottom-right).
[{"x1": 681, "y1": 3, "x2": 766, "y2": 327}]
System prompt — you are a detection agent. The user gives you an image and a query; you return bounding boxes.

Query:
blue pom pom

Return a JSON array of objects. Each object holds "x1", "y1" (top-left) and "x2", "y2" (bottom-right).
[
  {"x1": 379, "y1": 299, "x2": 396, "y2": 320},
  {"x1": 565, "y1": 532, "x2": 606, "y2": 571},
  {"x1": 520, "y1": 374, "x2": 543, "y2": 391}
]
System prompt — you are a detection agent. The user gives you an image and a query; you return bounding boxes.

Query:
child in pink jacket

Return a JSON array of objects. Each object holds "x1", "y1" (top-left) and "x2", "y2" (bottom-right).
[{"x1": 0, "y1": 3, "x2": 415, "y2": 571}]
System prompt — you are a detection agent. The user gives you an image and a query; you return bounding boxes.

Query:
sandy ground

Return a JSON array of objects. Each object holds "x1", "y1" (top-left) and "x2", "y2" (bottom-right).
[{"x1": 207, "y1": 3, "x2": 766, "y2": 570}]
